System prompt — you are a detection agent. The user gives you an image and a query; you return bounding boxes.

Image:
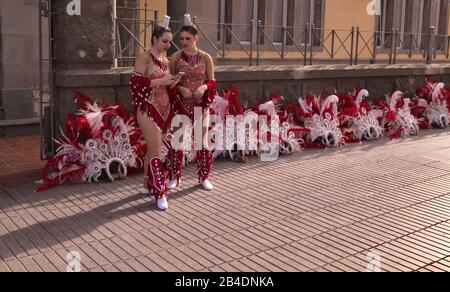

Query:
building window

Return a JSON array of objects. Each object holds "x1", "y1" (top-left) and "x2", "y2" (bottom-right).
[
  {"x1": 311, "y1": 0, "x2": 324, "y2": 46},
  {"x1": 286, "y1": 0, "x2": 296, "y2": 45},
  {"x1": 218, "y1": 0, "x2": 233, "y2": 44},
  {"x1": 218, "y1": 0, "x2": 324, "y2": 46},
  {"x1": 115, "y1": 0, "x2": 140, "y2": 67},
  {"x1": 435, "y1": 0, "x2": 449, "y2": 50},
  {"x1": 437, "y1": 0, "x2": 449, "y2": 36},
  {"x1": 242, "y1": 0, "x2": 256, "y2": 42},
  {"x1": 377, "y1": 0, "x2": 448, "y2": 50},
  {"x1": 376, "y1": 0, "x2": 396, "y2": 48},
  {"x1": 271, "y1": 0, "x2": 325, "y2": 46},
  {"x1": 257, "y1": 0, "x2": 266, "y2": 44},
  {"x1": 217, "y1": 0, "x2": 266, "y2": 44},
  {"x1": 272, "y1": 0, "x2": 288, "y2": 43}
]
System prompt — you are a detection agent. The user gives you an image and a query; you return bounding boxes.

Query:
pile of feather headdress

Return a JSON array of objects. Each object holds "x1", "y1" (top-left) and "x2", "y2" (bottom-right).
[
  {"x1": 37, "y1": 92, "x2": 146, "y2": 192},
  {"x1": 37, "y1": 77, "x2": 449, "y2": 191},
  {"x1": 210, "y1": 76, "x2": 449, "y2": 161}
]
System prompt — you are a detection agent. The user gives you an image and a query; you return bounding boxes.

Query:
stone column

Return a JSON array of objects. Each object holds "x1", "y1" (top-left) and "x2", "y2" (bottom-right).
[
  {"x1": 51, "y1": 0, "x2": 116, "y2": 135},
  {"x1": 51, "y1": 0, "x2": 114, "y2": 70}
]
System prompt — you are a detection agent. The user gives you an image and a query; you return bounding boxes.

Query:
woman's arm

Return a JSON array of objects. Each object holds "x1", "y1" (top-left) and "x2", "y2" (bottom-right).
[
  {"x1": 169, "y1": 51, "x2": 192, "y2": 98},
  {"x1": 134, "y1": 51, "x2": 149, "y2": 76},
  {"x1": 204, "y1": 53, "x2": 215, "y2": 81},
  {"x1": 133, "y1": 51, "x2": 174, "y2": 88},
  {"x1": 193, "y1": 52, "x2": 216, "y2": 105}
]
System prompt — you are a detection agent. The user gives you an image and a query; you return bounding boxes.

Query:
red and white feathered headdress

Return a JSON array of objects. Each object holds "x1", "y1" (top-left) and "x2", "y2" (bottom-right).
[
  {"x1": 412, "y1": 78, "x2": 449, "y2": 129},
  {"x1": 339, "y1": 89, "x2": 383, "y2": 142},
  {"x1": 375, "y1": 91, "x2": 419, "y2": 139},
  {"x1": 298, "y1": 94, "x2": 344, "y2": 148},
  {"x1": 37, "y1": 92, "x2": 146, "y2": 192}
]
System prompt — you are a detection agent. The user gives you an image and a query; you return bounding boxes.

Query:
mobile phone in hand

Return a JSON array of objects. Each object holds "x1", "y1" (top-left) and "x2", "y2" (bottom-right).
[{"x1": 173, "y1": 72, "x2": 186, "y2": 79}]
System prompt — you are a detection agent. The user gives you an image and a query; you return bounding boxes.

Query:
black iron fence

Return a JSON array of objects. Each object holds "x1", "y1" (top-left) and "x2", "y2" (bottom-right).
[
  {"x1": 114, "y1": 0, "x2": 159, "y2": 67},
  {"x1": 114, "y1": 3, "x2": 450, "y2": 67}
]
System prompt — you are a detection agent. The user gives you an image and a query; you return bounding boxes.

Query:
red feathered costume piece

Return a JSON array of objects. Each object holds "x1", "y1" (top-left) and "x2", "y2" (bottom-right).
[
  {"x1": 295, "y1": 94, "x2": 344, "y2": 148},
  {"x1": 37, "y1": 92, "x2": 146, "y2": 192},
  {"x1": 411, "y1": 77, "x2": 449, "y2": 129},
  {"x1": 256, "y1": 93, "x2": 305, "y2": 154},
  {"x1": 338, "y1": 89, "x2": 383, "y2": 143},
  {"x1": 374, "y1": 91, "x2": 419, "y2": 140},
  {"x1": 130, "y1": 74, "x2": 176, "y2": 134}
]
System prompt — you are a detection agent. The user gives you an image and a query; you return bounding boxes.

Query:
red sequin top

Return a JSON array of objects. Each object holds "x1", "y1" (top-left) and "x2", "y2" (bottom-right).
[
  {"x1": 145, "y1": 65, "x2": 171, "y2": 122},
  {"x1": 130, "y1": 54, "x2": 173, "y2": 133},
  {"x1": 177, "y1": 53, "x2": 207, "y2": 114}
]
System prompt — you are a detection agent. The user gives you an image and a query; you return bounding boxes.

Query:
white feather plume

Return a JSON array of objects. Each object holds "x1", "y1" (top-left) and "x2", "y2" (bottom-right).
[
  {"x1": 184, "y1": 14, "x2": 192, "y2": 26},
  {"x1": 161, "y1": 15, "x2": 171, "y2": 29}
]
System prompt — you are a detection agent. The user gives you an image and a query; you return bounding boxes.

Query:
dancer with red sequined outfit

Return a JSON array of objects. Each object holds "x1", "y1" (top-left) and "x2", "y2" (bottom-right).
[
  {"x1": 168, "y1": 14, "x2": 216, "y2": 191},
  {"x1": 130, "y1": 17, "x2": 180, "y2": 210}
]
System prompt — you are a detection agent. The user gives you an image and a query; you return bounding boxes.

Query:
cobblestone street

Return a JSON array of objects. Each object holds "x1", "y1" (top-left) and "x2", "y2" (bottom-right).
[{"x1": 1, "y1": 131, "x2": 450, "y2": 272}]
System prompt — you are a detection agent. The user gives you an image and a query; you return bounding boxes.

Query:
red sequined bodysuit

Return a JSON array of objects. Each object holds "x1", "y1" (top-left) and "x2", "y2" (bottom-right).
[
  {"x1": 145, "y1": 67, "x2": 171, "y2": 123},
  {"x1": 176, "y1": 52, "x2": 207, "y2": 116},
  {"x1": 171, "y1": 51, "x2": 216, "y2": 184},
  {"x1": 131, "y1": 53, "x2": 173, "y2": 133}
]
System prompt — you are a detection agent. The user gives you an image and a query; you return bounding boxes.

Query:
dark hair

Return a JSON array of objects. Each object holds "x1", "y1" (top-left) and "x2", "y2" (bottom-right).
[
  {"x1": 151, "y1": 26, "x2": 172, "y2": 45},
  {"x1": 180, "y1": 25, "x2": 199, "y2": 36}
]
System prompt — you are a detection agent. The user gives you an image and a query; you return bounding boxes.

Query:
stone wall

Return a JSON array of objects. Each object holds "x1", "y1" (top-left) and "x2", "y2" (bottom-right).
[
  {"x1": 0, "y1": 13, "x2": 3, "y2": 124},
  {"x1": 213, "y1": 64, "x2": 450, "y2": 104},
  {"x1": 0, "y1": 0, "x2": 49, "y2": 122},
  {"x1": 53, "y1": 63, "x2": 450, "y2": 132}
]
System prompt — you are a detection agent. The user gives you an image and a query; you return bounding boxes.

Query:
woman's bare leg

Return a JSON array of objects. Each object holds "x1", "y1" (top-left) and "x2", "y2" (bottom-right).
[{"x1": 137, "y1": 111, "x2": 163, "y2": 190}]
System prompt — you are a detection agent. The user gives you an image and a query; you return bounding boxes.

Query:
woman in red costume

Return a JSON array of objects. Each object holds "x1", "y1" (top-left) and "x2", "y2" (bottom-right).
[
  {"x1": 130, "y1": 16, "x2": 180, "y2": 210},
  {"x1": 168, "y1": 14, "x2": 216, "y2": 191}
]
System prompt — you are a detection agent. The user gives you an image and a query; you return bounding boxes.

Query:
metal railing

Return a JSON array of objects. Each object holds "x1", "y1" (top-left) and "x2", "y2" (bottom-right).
[
  {"x1": 38, "y1": 0, "x2": 55, "y2": 158},
  {"x1": 113, "y1": 4, "x2": 450, "y2": 67},
  {"x1": 114, "y1": 0, "x2": 159, "y2": 67}
]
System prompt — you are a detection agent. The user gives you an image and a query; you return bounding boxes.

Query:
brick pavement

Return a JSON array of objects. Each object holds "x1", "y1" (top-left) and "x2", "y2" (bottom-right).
[
  {"x1": 0, "y1": 135, "x2": 45, "y2": 189},
  {"x1": 1, "y1": 130, "x2": 450, "y2": 272}
]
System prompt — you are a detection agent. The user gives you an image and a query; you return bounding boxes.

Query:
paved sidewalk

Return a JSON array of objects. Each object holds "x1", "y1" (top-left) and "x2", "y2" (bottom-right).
[
  {"x1": 1, "y1": 130, "x2": 450, "y2": 272},
  {"x1": 0, "y1": 135, "x2": 45, "y2": 189}
]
